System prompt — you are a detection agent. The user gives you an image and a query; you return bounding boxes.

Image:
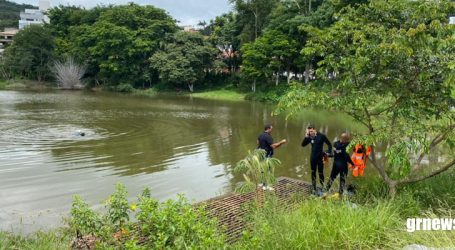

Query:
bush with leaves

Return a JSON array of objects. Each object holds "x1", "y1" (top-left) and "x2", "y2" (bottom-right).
[{"x1": 68, "y1": 183, "x2": 226, "y2": 249}]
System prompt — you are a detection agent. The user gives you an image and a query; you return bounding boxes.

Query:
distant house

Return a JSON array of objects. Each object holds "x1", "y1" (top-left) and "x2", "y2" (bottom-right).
[
  {"x1": 450, "y1": 16, "x2": 455, "y2": 25},
  {"x1": 180, "y1": 25, "x2": 198, "y2": 33},
  {"x1": 18, "y1": 0, "x2": 50, "y2": 30},
  {"x1": 0, "y1": 28, "x2": 19, "y2": 58}
]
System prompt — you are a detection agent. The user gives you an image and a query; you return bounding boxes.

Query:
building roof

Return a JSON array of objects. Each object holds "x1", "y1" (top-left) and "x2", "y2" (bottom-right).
[{"x1": 0, "y1": 28, "x2": 19, "y2": 36}]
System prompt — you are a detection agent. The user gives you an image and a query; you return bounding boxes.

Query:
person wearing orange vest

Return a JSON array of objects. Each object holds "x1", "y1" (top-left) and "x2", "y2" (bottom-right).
[{"x1": 350, "y1": 144, "x2": 371, "y2": 177}]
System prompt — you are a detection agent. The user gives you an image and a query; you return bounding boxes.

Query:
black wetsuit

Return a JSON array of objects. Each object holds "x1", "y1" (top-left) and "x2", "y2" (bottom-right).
[
  {"x1": 326, "y1": 141, "x2": 355, "y2": 194},
  {"x1": 301, "y1": 133, "x2": 332, "y2": 191}
]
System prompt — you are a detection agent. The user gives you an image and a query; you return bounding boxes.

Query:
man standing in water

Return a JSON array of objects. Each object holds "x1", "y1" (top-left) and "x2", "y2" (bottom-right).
[
  {"x1": 257, "y1": 124, "x2": 287, "y2": 190},
  {"x1": 301, "y1": 125, "x2": 332, "y2": 195}
]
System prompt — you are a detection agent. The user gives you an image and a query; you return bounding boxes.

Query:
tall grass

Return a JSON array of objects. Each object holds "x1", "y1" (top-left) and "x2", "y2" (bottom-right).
[
  {"x1": 234, "y1": 198, "x2": 455, "y2": 249},
  {"x1": 233, "y1": 170, "x2": 455, "y2": 249},
  {"x1": 0, "y1": 230, "x2": 71, "y2": 250}
]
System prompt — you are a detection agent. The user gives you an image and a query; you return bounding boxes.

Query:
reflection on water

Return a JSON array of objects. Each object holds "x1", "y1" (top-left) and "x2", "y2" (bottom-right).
[{"x1": 0, "y1": 90, "x2": 364, "y2": 233}]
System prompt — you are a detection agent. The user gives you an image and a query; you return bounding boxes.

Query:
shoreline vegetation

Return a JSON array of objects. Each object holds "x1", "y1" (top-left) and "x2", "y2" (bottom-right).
[
  {"x1": 1, "y1": 171, "x2": 455, "y2": 249},
  {"x1": 0, "y1": 80, "x2": 252, "y2": 102}
]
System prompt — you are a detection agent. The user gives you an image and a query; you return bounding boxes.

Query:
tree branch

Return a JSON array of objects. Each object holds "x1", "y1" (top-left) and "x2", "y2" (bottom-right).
[
  {"x1": 401, "y1": 158, "x2": 455, "y2": 185},
  {"x1": 368, "y1": 155, "x2": 392, "y2": 183},
  {"x1": 414, "y1": 123, "x2": 455, "y2": 170}
]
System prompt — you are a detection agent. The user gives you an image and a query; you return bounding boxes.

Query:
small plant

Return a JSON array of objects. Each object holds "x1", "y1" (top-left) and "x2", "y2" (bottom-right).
[
  {"x1": 69, "y1": 195, "x2": 101, "y2": 237},
  {"x1": 235, "y1": 149, "x2": 281, "y2": 194},
  {"x1": 106, "y1": 183, "x2": 130, "y2": 229},
  {"x1": 67, "y1": 184, "x2": 226, "y2": 249}
]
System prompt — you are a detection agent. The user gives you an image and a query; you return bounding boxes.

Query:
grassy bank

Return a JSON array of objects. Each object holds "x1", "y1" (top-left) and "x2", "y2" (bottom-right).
[
  {"x1": 190, "y1": 89, "x2": 246, "y2": 101},
  {"x1": 131, "y1": 87, "x2": 247, "y2": 102},
  {"x1": 3, "y1": 170, "x2": 455, "y2": 249},
  {"x1": 0, "y1": 230, "x2": 71, "y2": 250},
  {"x1": 0, "y1": 79, "x2": 55, "y2": 90},
  {"x1": 234, "y1": 198, "x2": 455, "y2": 249}
]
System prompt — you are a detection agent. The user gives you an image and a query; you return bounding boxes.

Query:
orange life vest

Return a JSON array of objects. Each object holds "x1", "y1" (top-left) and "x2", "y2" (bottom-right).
[{"x1": 351, "y1": 144, "x2": 371, "y2": 177}]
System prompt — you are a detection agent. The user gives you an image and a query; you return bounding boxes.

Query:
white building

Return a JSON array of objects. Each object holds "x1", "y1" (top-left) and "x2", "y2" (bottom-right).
[
  {"x1": 450, "y1": 16, "x2": 455, "y2": 25},
  {"x1": 18, "y1": 0, "x2": 50, "y2": 30}
]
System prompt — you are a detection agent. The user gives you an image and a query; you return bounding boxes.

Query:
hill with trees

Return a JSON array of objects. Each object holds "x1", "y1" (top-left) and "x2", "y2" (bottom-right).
[{"x1": 0, "y1": 0, "x2": 36, "y2": 31}]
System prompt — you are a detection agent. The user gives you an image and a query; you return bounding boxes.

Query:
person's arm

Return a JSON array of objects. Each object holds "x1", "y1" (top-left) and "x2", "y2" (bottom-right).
[
  {"x1": 271, "y1": 139, "x2": 287, "y2": 149},
  {"x1": 301, "y1": 137, "x2": 311, "y2": 147},
  {"x1": 324, "y1": 135, "x2": 332, "y2": 154},
  {"x1": 345, "y1": 151, "x2": 355, "y2": 165}
]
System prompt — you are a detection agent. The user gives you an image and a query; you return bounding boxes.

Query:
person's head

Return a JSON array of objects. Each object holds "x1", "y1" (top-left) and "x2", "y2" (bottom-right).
[
  {"x1": 264, "y1": 124, "x2": 273, "y2": 133},
  {"x1": 340, "y1": 133, "x2": 350, "y2": 143},
  {"x1": 307, "y1": 125, "x2": 317, "y2": 137}
]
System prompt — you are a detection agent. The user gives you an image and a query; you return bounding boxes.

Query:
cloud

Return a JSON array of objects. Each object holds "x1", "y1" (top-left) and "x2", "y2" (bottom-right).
[{"x1": 11, "y1": 0, "x2": 233, "y2": 25}]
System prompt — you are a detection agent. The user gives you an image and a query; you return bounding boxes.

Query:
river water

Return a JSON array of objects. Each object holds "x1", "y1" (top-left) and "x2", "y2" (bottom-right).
[{"x1": 0, "y1": 90, "x2": 363, "y2": 233}]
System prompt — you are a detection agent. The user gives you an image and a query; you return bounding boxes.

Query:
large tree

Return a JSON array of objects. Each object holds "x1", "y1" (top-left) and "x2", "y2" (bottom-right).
[
  {"x1": 47, "y1": 4, "x2": 177, "y2": 87},
  {"x1": 4, "y1": 25, "x2": 55, "y2": 82},
  {"x1": 149, "y1": 31, "x2": 220, "y2": 92},
  {"x1": 278, "y1": 0, "x2": 455, "y2": 196},
  {"x1": 241, "y1": 30, "x2": 298, "y2": 91}
]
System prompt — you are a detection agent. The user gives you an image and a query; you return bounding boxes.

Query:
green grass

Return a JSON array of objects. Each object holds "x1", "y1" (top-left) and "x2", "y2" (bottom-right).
[
  {"x1": 190, "y1": 89, "x2": 246, "y2": 101},
  {"x1": 0, "y1": 79, "x2": 56, "y2": 90},
  {"x1": 0, "y1": 80, "x2": 6, "y2": 90},
  {"x1": 234, "y1": 197, "x2": 455, "y2": 249},
  {"x1": 0, "y1": 230, "x2": 71, "y2": 250},
  {"x1": 1, "y1": 171, "x2": 454, "y2": 249},
  {"x1": 132, "y1": 87, "x2": 159, "y2": 97}
]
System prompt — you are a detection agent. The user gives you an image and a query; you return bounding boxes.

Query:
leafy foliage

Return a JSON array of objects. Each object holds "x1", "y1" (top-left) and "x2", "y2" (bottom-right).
[
  {"x1": 277, "y1": 0, "x2": 455, "y2": 196},
  {"x1": 68, "y1": 183, "x2": 226, "y2": 249},
  {"x1": 47, "y1": 4, "x2": 177, "y2": 87},
  {"x1": 3, "y1": 25, "x2": 55, "y2": 82},
  {"x1": 0, "y1": 0, "x2": 35, "y2": 31},
  {"x1": 235, "y1": 149, "x2": 281, "y2": 193},
  {"x1": 150, "y1": 31, "x2": 220, "y2": 92}
]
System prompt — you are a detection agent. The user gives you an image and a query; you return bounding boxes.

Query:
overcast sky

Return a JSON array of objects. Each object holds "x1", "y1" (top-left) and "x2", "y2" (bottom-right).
[{"x1": 10, "y1": 0, "x2": 233, "y2": 26}]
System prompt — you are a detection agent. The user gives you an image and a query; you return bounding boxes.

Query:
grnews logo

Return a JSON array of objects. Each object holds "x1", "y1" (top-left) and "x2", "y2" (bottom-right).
[{"x1": 407, "y1": 218, "x2": 455, "y2": 232}]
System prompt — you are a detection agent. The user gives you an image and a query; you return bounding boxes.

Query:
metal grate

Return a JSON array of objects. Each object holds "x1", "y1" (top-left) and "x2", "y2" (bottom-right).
[{"x1": 198, "y1": 177, "x2": 313, "y2": 243}]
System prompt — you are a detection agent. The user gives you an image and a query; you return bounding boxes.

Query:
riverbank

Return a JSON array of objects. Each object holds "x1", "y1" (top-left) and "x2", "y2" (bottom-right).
[
  {"x1": 0, "y1": 79, "x2": 291, "y2": 103},
  {"x1": 132, "y1": 88, "x2": 247, "y2": 102},
  {"x1": 2, "y1": 170, "x2": 455, "y2": 249},
  {"x1": 0, "y1": 79, "x2": 56, "y2": 90}
]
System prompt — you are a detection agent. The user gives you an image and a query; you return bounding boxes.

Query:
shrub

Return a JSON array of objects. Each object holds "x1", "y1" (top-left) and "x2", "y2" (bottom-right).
[{"x1": 67, "y1": 184, "x2": 226, "y2": 249}]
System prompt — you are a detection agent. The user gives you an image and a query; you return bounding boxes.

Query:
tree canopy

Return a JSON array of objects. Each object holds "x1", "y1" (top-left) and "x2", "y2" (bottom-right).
[{"x1": 278, "y1": 0, "x2": 455, "y2": 196}]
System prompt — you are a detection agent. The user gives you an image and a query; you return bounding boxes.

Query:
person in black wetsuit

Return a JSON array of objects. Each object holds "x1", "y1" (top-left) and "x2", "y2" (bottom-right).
[
  {"x1": 257, "y1": 124, "x2": 287, "y2": 190},
  {"x1": 326, "y1": 133, "x2": 355, "y2": 195},
  {"x1": 301, "y1": 125, "x2": 332, "y2": 193}
]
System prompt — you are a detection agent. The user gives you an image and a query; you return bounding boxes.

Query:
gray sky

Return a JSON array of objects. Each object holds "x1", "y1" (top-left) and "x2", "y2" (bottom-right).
[{"x1": 11, "y1": 0, "x2": 232, "y2": 25}]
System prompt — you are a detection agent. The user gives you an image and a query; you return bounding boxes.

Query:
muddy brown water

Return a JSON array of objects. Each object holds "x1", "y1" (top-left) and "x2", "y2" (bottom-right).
[{"x1": 0, "y1": 90, "x2": 364, "y2": 233}]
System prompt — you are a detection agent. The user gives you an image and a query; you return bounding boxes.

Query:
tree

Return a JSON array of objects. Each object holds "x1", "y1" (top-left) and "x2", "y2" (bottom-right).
[
  {"x1": 241, "y1": 30, "x2": 298, "y2": 91},
  {"x1": 47, "y1": 4, "x2": 177, "y2": 87},
  {"x1": 149, "y1": 31, "x2": 219, "y2": 92},
  {"x1": 230, "y1": 0, "x2": 278, "y2": 43},
  {"x1": 278, "y1": 0, "x2": 455, "y2": 197},
  {"x1": 4, "y1": 25, "x2": 55, "y2": 82}
]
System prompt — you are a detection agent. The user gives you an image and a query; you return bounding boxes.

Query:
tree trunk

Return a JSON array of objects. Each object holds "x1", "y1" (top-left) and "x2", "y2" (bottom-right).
[
  {"x1": 304, "y1": 63, "x2": 310, "y2": 83},
  {"x1": 253, "y1": 10, "x2": 258, "y2": 40},
  {"x1": 387, "y1": 181, "x2": 398, "y2": 199},
  {"x1": 252, "y1": 79, "x2": 256, "y2": 92},
  {"x1": 188, "y1": 83, "x2": 194, "y2": 92},
  {"x1": 275, "y1": 72, "x2": 279, "y2": 86},
  {"x1": 286, "y1": 65, "x2": 291, "y2": 84}
]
